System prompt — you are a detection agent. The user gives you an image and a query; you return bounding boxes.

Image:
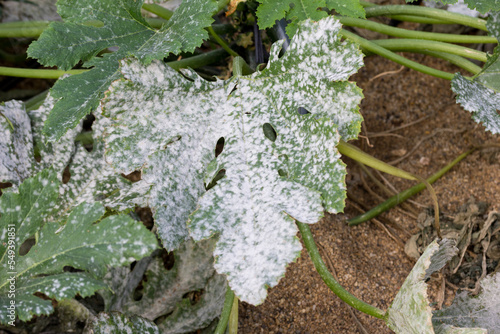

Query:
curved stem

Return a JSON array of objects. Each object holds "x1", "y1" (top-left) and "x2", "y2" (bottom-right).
[
  {"x1": 338, "y1": 140, "x2": 417, "y2": 181},
  {"x1": 141, "y1": 3, "x2": 173, "y2": 20},
  {"x1": 214, "y1": 286, "x2": 235, "y2": 334},
  {"x1": 296, "y1": 221, "x2": 386, "y2": 319},
  {"x1": 348, "y1": 149, "x2": 475, "y2": 226},
  {"x1": 167, "y1": 48, "x2": 229, "y2": 70},
  {"x1": 372, "y1": 39, "x2": 487, "y2": 62},
  {"x1": 0, "y1": 66, "x2": 86, "y2": 79},
  {"x1": 337, "y1": 16, "x2": 497, "y2": 45},
  {"x1": 207, "y1": 26, "x2": 240, "y2": 57},
  {"x1": 404, "y1": 51, "x2": 481, "y2": 75},
  {"x1": 340, "y1": 29, "x2": 457, "y2": 80},
  {"x1": 228, "y1": 295, "x2": 239, "y2": 334},
  {"x1": 364, "y1": 5, "x2": 488, "y2": 31}
]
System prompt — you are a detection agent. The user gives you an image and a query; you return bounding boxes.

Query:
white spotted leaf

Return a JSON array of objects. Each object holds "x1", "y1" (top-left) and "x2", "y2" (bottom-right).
[
  {"x1": 451, "y1": 12, "x2": 500, "y2": 134},
  {"x1": 101, "y1": 16, "x2": 364, "y2": 305},
  {"x1": 89, "y1": 312, "x2": 160, "y2": 334},
  {"x1": 0, "y1": 170, "x2": 158, "y2": 323},
  {"x1": 27, "y1": 0, "x2": 219, "y2": 141}
]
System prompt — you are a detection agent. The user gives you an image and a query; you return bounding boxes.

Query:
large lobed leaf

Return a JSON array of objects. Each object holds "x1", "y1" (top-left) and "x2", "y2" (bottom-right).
[
  {"x1": 27, "y1": 0, "x2": 219, "y2": 141},
  {"x1": 255, "y1": 0, "x2": 365, "y2": 37},
  {"x1": 451, "y1": 12, "x2": 500, "y2": 134},
  {"x1": 101, "y1": 16, "x2": 364, "y2": 304},
  {"x1": 0, "y1": 170, "x2": 158, "y2": 323}
]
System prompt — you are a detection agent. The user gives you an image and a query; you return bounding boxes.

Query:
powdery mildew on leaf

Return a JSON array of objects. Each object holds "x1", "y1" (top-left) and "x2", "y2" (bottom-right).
[
  {"x1": 433, "y1": 272, "x2": 500, "y2": 333},
  {"x1": 89, "y1": 312, "x2": 160, "y2": 334},
  {"x1": 102, "y1": 16, "x2": 363, "y2": 304},
  {"x1": 27, "y1": 0, "x2": 219, "y2": 141},
  {"x1": 451, "y1": 73, "x2": 500, "y2": 134},
  {"x1": 0, "y1": 171, "x2": 158, "y2": 323},
  {"x1": 0, "y1": 101, "x2": 34, "y2": 185},
  {"x1": 386, "y1": 239, "x2": 458, "y2": 334},
  {"x1": 102, "y1": 238, "x2": 226, "y2": 334},
  {"x1": 417, "y1": 0, "x2": 500, "y2": 14}
]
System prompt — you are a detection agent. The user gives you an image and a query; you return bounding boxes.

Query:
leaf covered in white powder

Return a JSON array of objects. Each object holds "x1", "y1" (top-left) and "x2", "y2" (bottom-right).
[
  {"x1": 0, "y1": 170, "x2": 158, "y2": 323},
  {"x1": 101, "y1": 16, "x2": 364, "y2": 304},
  {"x1": 451, "y1": 12, "x2": 500, "y2": 134}
]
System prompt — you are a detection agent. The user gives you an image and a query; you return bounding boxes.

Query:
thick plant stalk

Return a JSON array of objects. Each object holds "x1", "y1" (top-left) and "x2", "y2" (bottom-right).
[
  {"x1": 364, "y1": 5, "x2": 488, "y2": 31},
  {"x1": 337, "y1": 16, "x2": 497, "y2": 45},
  {"x1": 296, "y1": 221, "x2": 386, "y2": 320},
  {"x1": 0, "y1": 66, "x2": 86, "y2": 79},
  {"x1": 214, "y1": 286, "x2": 235, "y2": 334},
  {"x1": 340, "y1": 30, "x2": 456, "y2": 80},
  {"x1": 228, "y1": 295, "x2": 239, "y2": 334}
]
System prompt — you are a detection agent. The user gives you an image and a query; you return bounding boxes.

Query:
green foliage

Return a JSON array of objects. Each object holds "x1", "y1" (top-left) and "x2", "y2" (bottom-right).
[
  {"x1": 0, "y1": 170, "x2": 158, "y2": 323},
  {"x1": 27, "y1": 0, "x2": 220, "y2": 141},
  {"x1": 255, "y1": 0, "x2": 365, "y2": 37},
  {"x1": 88, "y1": 312, "x2": 160, "y2": 334},
  {"x1": 100, "y1": 16, "x2": 363, "y2": 304},
  {"x1": 451, "y1": 13, "x2": 500, "y2": 134}
]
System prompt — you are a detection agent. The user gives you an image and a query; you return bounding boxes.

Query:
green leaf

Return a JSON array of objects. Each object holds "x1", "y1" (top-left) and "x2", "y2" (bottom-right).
[
  {"x1": 102, "y1": 238, "x2": 227, "y2": 334},
  {"x1": 451, "y1": 12, "x2": 500, "y2": 135},
  {"x1": 0, "y1": 170, "x2": 158, "y2": 323},
  {"x1": 386, "y1": 239, "x2": 458, "y2": 333},
  {"x1": 88, "y1": 312, "x2": 160, "y2": 334},
  {"x1": 255, "y1": 0, "x2": 364, "y2": 37},
  {"x1": 433, "y1": 272, "x2": 500, "y2": 333},
  {"x1": 100, "y1": 16, "x2": 363, "y2": 304},
  {"x1": 27, "y1": 0, "x2": 219, "y2": 141},
  {"x1": 0, "y1": 101, "x2": 34, "y2": 186}
]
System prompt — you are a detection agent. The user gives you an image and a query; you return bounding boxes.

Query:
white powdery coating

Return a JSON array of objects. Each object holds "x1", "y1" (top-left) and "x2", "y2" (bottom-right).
[
  {"x1": 0, "y1": 100, "x2": 34, "y2": 185},
  {"x1": 29, "y1": 94, "x2": 82, "y2": 178},
  {"x1": 102, "y1": 16, "x2": 364, "y2": 305},
  {"x1": 433, "y1": 272, "x2": 500, "y2": 332},
  {"x1": 387, "y1": 241, "x2": 438, "y2": 333},
  {"x1": 452, "y1": 73, "x2": 500, "y2": 134}
]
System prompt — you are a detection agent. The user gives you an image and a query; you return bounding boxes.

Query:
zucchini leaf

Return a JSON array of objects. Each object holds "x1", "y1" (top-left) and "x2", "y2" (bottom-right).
[
  {"x1": 256, "y1": 0, "x2": 365, "y2": 37},
  {"x1": 0, "y1": 170, "x2": 158, "y2": 323},
  {"x1": 88, "y1": 312, "x2": 160, "y2": 334},
  {"x1": 27, "y1": 0, "x2": 219, "y2": 141},
  {"x1": 100, "y1": 16, "x2": 364, "y2": 304},
  {"x1": 451, "y1": 12, "x2": 500, "y2": 134}
]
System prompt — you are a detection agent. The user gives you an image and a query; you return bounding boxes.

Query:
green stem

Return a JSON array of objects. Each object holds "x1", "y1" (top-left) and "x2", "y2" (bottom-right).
[
  {"x1": 338, "y1": 140, "x2": 417, "y2": 181},
  {"x1": 142, "y1": 3, "x2": 173, "y2": 20},
  {"x1": 24, "y1": 90, "x2": 49, "y2": 111},
  {"x1": 0, "y1": 66, "x2": 86, "y2": 79},
  {"x1": 340, "y1": 29, "x2": 456, "y2": 80},
  {"x1": 214, "y1": 286, "x2": 235, "y2": 334},
  {"x1": 296, "y1": 221, "x2": 386, "y2": 319},
  {"x1": 337, "y1": 16, "x2": 497, "y2": 45},
  {"x1": 364, "y1": 5, "x2": 488, "y2": 31},
  {"x1": 167, "y1": 48, "x2": 229, "y2": 70},
  {"x1": 372, "y1": 39, "x2": 487, "y2": 62},
  {"x1": 228, "y1": 295, "x2": 239, "y2": 334},
  {"x1": 417, "y1": 51, "x2": 482, "y2": 75},
  {"x1": 348, "y1": 149, "x2": 475, "y2": 225},
  {"x1": 207, "y1": 26, "x2": 240, "y2": 57},
  {"x1": 232, "y1": 56, "x2": 254, "y2": 76}
]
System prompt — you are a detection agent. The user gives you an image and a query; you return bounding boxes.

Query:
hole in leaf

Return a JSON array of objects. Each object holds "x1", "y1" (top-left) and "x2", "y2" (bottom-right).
[
  {"x1": 205, "y1": 169, "x2": 226, "y2": 191},
  {"x1": 122, "y1": 170, "x2": 142, "y2": 183},
  {"x1": 133, "y1": 275, "x2": 147, "y2": 301},
  {"x1": 215, "y1": 137, "x2": 224, "y2": 157},
  {"x1": 161, "y1": 249, "x2": 175, "y2": 271},
  {"x1": 182, "y1": 289, "x2": 204, "y2": 306},
  {"x1": 298, "y1": 107, "x2": 310, "y2": 115},
  {"x1": 19, "y1": 238, "x2": 35, "y2": 256},
  {"x1": 163, "y1": 135, "x2": 182, "y2": 149},
  {"x1": 135, "y1": 207, "x2": 154, "y2": 229},
  {"x1": 263, "y1": 123, "x2": 277, "y2": 142},
  {"x1": 62, "y1": 165, "x2": 71, "y2": 184},
  {"x1": 63, "y1": 266, "x2": 83, "y2": 273},
  {"x1": 278, "y1": 169, "x2": 288, "y2": 177}
]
